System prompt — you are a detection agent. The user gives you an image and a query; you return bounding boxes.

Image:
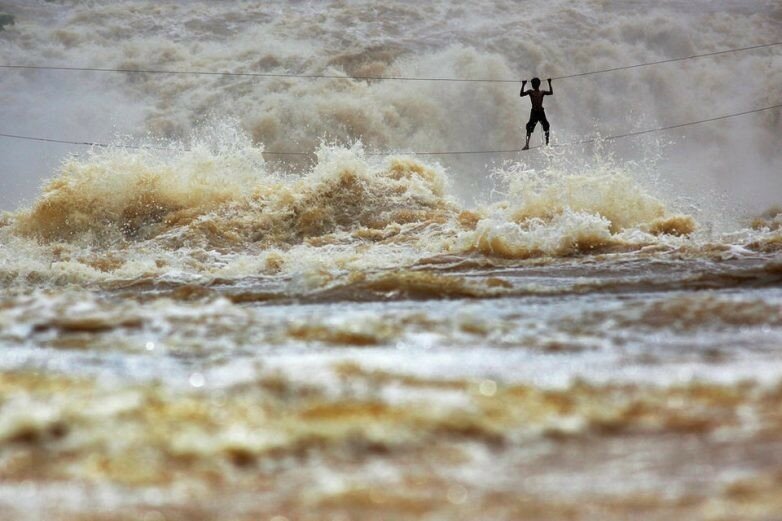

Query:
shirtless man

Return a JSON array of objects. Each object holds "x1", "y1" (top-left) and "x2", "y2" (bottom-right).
[{"x1": 520, "y1": 77, "x2": 553, "y2": 150}]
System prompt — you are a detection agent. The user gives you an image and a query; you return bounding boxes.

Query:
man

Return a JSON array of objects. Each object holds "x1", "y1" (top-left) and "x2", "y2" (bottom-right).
[{"x1": 520, "y1": 77, "x2": 553, "y2": 150}]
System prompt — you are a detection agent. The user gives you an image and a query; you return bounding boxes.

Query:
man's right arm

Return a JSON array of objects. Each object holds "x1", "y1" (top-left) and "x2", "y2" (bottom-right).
[{"x1": 520, "y1": 80, "x2": 528, "y2": 97}]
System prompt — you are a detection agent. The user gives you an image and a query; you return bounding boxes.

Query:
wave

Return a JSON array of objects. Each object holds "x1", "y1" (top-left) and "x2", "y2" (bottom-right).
[
  {"x1": 0, "y1": 126, "x2": 721, "y2": 287},
  {"x1": 10, "y1": 130, "x2": 688, "y2": 240},
  {"x1": 12, "y1": 140, "x2": 452, "y2": 248}
]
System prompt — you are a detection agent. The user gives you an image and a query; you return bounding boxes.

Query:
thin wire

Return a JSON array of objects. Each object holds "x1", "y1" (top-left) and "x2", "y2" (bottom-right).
[
  {"x1": 0, "y1": 41, "x2": 779, "y2": 84},
  {"x1": 1, "y1": 103, "x2": 779, "y2": 156},
  {"x1": 552, "y1": 41, "x2": 782, "y2": 80},
  {"x1": 0, "y1": 133, "x2": 310, "y2": 155}
]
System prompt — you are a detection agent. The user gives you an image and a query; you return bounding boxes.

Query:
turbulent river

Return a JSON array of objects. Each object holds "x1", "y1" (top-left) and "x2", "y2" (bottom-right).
[{"x1": 0, "y1": 1, "x2": 781, "y2": 520}]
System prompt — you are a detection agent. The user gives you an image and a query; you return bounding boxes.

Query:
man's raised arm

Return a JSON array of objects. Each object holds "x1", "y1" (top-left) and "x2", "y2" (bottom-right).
[
  {"x1": 520, "y1": 80, "x2": 528, "y2": 97},
  {"x1": 544, "y1": 78, "x2": 553, "y2": 95}
]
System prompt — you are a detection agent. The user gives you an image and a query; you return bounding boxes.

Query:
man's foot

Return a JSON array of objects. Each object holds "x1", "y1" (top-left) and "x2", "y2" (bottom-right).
[{"x1": 522, "y1": 145, "x2": 529, "y2": 150}]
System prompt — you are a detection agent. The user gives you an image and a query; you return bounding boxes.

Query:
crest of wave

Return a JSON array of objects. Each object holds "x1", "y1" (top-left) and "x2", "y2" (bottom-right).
[
  {"x1": 462, "y1": 146, "x2": 697, "y2": 258},
  {"x1": 7, "y1": 121, "x2": 698, "y2": 275},
  {"x1": 160, "y1": 144, "x2": 453, "y2": 252},
  {"x1": 12, "y1": 121, "x2": 268, "y2": 243},
  {"x1": 10, "y1": 123, "x2": 454, "y2": 251}
]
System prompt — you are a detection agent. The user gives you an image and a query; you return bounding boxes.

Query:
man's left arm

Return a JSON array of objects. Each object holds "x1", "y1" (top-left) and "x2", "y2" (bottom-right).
[{"x1": 544, "y1": 78, "x2": 553, "y2": 95}]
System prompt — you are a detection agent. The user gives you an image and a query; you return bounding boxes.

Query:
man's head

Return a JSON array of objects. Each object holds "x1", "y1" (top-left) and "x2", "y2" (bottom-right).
[{"x1": 531, "y1": 77, "x2": 541, "y2": 89}]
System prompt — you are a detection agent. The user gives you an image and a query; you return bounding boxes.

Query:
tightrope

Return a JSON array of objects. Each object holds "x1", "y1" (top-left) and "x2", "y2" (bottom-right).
[
  {"x1": 1, "y1": 103, "x2": 779, "y2": 156},
  {"x1": 0, "y1": 41, "x2": 779, "y2": 84}
]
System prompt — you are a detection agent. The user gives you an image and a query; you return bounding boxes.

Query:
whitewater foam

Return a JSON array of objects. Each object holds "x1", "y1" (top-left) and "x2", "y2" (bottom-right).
[{"x1": 0, "y1": 127, "x2": 714, "y2": 288}]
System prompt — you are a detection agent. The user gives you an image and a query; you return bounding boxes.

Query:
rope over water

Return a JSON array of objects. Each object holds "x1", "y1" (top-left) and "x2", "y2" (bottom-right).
[
  {"x1": 0, "y1": 41, "x2": 779, "y2": 83},
  {"x1": 0, "y1": 41, "x2": 779, "y2": 156},
  {"x1": 0, "y1": 104, "x2": 780, "y2": 156}
]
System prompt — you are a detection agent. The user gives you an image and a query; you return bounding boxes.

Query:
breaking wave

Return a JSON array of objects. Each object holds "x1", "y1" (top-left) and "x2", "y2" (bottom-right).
[{"x1": 0, "y1": 124, "x2": 708, "y2": 287}]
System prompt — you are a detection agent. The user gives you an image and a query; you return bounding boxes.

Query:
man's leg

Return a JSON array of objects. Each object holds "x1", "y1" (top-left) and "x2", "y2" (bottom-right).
[
  {"x1": 523, "y1": 119, "x2": 535, "y2": 150},
  {"x1": 542, "y1": 117, "x2": 550, "y2": 145}
]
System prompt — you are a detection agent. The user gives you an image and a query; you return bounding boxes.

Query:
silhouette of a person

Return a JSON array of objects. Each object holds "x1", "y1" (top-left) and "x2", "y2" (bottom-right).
[{"x1": 520, "y1": 77, "x2": 553, "y2": 150}]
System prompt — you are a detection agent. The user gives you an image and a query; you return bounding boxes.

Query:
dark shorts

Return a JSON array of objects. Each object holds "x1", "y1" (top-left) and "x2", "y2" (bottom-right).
[{"x1": 526, "y1": 109, "x2": 550, "y2": 134}]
